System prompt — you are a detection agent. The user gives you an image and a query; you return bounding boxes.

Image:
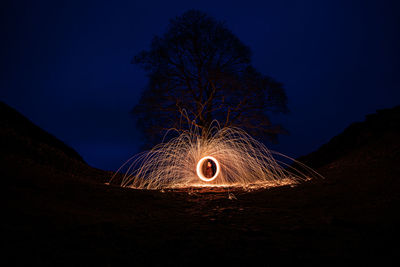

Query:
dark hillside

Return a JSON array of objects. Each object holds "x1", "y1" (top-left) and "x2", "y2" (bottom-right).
[
  {"x1": 1, "y1": 101, "x2": 108, "y2": 184},
  {"x1": 297, "y1": 105, "x2": 400, "y2": 169},
  {"x1": 3, "y1": 103, "x2": 400, "y2": 265},
  {"x1": 1, "y1": 101, "x2": 83, "y2": 162}
]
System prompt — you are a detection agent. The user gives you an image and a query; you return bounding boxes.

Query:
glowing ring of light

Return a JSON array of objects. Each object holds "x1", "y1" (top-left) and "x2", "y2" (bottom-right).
[{"x1": 196, "y1": 156, "x2": 220, "y2": 182}]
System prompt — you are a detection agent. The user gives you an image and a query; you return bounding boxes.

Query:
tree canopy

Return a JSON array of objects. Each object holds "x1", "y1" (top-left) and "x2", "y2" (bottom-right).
[{"x1": 133, "y1": 10, "x2": 288, "y2": 148}]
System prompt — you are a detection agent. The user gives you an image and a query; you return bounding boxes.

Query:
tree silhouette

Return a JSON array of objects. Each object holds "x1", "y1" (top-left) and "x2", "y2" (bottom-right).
[{"x1": 133, "y1": 10, "x2": 288, "y2": 148}]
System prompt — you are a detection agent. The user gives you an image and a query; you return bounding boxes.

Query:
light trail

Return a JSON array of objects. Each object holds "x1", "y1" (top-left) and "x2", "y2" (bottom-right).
[{"x1": 111, "y1": 124, "x2": 322, "y2": 189}]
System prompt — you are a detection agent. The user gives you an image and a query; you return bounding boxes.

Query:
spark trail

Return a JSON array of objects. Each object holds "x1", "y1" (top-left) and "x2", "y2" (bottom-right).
[{"x1": 111, "y1": 125, "x2": 322, "y2": 189}]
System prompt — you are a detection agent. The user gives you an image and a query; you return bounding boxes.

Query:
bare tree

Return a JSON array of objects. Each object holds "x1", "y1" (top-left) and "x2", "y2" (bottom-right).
[{"x1": 133, "y1": 10, "x2": 288, "y2": 148}]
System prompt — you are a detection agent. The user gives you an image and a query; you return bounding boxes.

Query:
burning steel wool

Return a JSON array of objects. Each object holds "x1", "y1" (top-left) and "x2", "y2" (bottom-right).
[{"x1": 111, "y1": 125, "x2": 322, "y2": 189}]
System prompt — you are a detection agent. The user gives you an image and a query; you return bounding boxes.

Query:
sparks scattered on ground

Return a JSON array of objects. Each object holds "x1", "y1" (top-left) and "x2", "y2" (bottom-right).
[{"x1": 111, "y1": 124, "x2": 322, "y2": 189}]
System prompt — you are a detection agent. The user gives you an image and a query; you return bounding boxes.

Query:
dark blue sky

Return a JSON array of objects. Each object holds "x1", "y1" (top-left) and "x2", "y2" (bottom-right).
[{"x1": 1, "y1": 0, "x2": 399, "y2": 171}]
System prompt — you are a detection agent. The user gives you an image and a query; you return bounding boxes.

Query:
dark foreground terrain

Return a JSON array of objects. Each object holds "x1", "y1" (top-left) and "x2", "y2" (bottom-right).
[{"x1": 3, "y1": 102, "x2": 400, "y2": 266}]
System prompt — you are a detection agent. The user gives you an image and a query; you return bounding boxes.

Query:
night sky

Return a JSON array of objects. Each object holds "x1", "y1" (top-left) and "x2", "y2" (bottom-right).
[{"x1": 1, "y1": 0, "x2": 399, "y2": 171}]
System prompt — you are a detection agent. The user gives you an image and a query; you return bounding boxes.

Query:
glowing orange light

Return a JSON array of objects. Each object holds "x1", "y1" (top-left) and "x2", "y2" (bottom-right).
[{"x1": 196, "y1": 156, "x2": 220, "y2": 182}]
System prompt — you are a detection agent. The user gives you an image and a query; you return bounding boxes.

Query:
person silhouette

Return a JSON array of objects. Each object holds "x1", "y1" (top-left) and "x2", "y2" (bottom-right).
[{"x1": 205, "y1": 160, "x2": 213, "y2": 178}]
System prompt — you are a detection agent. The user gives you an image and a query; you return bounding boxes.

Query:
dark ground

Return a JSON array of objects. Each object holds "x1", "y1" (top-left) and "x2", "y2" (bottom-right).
[{"x1": 3, "y1": 102, "x2": 400, "y2": 266}]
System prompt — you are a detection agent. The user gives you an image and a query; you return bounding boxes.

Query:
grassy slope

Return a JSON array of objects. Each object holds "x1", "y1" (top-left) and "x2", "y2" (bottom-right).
[
  {"x1": 3, "y1": 103, "x2": 400, "y2": 265},
  {"x1": 1, "y1": 101, "x2": 109, "y2": 185}
]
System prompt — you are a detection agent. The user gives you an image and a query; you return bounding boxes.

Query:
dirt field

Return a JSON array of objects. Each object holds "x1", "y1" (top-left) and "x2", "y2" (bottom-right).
[{"x1": 5, "y1": 158, "x2": 399, "y2": 266}]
